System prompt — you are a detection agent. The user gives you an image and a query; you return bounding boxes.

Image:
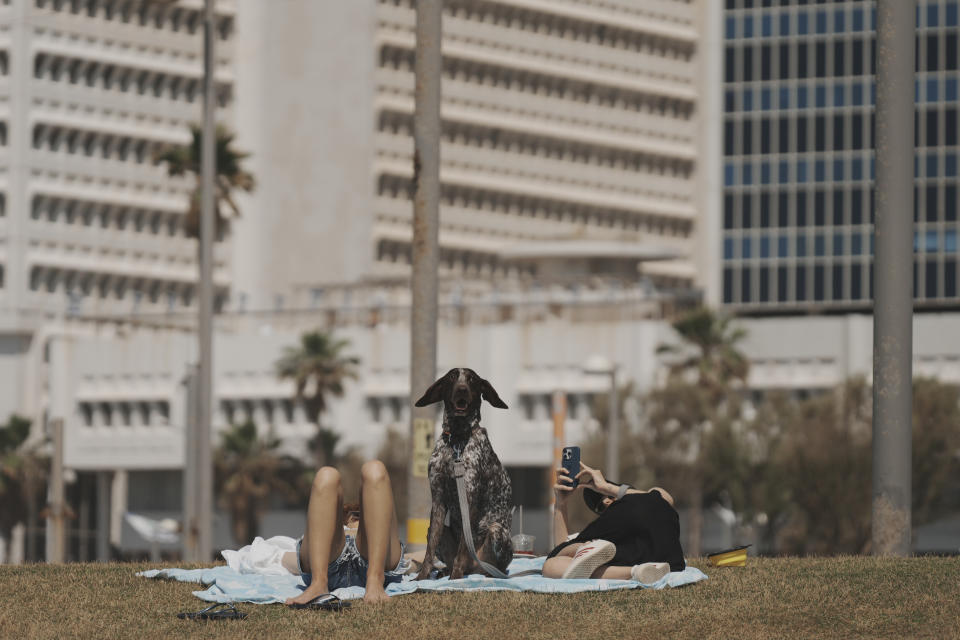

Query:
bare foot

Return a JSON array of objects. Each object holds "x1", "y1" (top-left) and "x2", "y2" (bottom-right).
[
  {"x1": 285, "y1": 582, "x2": 330, "y2": 606},
  {"x1": 363, "y1": 583, "x2": 390, "y2": 605}
]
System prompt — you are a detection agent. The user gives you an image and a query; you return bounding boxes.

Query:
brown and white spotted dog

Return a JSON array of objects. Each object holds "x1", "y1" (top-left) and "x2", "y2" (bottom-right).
[{"x1": 414, "y1": 368, "x2": 513, "y2": 580}]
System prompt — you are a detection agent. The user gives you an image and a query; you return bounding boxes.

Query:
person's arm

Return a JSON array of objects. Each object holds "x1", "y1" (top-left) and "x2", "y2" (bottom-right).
[
  {"x1": 575, "y1": 462, "x2": 644, "y2": 500},
  {"x1": 551, "y1": 467, "x2": 577, "y2": 547}
]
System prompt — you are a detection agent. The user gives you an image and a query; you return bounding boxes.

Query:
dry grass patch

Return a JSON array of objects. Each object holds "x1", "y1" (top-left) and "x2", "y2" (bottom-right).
[{"x1": 0, "y1": 556, "x2": 957, "y2": 640}]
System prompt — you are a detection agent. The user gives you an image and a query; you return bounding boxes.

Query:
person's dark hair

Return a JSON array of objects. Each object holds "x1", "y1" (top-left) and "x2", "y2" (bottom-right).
[{"x1": 583, "y1": 483, "x2": 626, "y2": 514}]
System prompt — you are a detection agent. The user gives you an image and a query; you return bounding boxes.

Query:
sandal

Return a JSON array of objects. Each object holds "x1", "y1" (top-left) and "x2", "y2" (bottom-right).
[
  {"x1": 288, "y1": 593, "x2": 351, "y2": 611},
  {"x1": 177, "y1": 602, "x2": 247, "y2": 620}
]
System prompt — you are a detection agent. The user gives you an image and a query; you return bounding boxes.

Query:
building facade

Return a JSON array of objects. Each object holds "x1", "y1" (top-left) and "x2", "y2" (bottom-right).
[
  {"x1": 721, "y1": 0, "x2": 959, "y2": 311},
  {"x1": 231, "y1": 0, "x2": 719, "y2": 309}
]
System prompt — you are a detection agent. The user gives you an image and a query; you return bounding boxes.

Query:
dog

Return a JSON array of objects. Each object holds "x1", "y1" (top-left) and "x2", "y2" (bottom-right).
[{"x1": 414, "y1": 368, "x2": 513, "y2": 580}]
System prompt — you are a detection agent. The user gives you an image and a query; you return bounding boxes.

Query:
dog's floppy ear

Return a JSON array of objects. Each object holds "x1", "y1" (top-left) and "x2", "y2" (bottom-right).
[
  {"x1": 480, "y1": 377, "x2": 508, "y2": 409},
  {"x1": 415, "y1": 369, "x2": 457, "y2": 406}
]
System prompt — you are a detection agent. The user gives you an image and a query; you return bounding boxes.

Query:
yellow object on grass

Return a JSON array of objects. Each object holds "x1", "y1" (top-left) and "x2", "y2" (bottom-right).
[{"x1": 708, "y1": 545, "x2": 750, "y2": 567}]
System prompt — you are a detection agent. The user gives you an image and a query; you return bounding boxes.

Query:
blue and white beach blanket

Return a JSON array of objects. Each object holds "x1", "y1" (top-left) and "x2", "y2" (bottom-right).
[{"x1": 139, "y1": 555, "x2": 707, "y2": 604}]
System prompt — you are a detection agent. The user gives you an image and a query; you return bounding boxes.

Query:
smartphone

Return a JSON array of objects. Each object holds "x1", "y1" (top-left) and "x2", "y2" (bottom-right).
[{"x1": 561, "y1": 446, "x2": 581, "y2": 489}]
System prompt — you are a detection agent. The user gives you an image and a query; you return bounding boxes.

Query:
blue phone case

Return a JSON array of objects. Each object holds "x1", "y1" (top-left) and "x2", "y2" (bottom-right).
[{"x1": 561, "y1": 446, "x2": 580, "y2": 489}]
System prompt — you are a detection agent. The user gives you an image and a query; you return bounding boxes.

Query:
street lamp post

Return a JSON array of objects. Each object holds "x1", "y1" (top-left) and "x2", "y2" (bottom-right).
[{"x1": 583, "y1": 355, "x2": 619, "y2": 481}]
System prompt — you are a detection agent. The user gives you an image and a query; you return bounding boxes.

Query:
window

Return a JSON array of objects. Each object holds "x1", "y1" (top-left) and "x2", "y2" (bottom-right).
[
  {"x1": 725, "y1": 16, "x2": 736, "y2": 39},
  {"x1": 761, "y1": 118, "x2": 771, "y2": 153},
  {"x1": 778, "y1": 266, "x2": 788, "y2": 302},
  {"x1": 724, "y1": 236, "x2": 735, "y2": 259},
  {"x1": 744, "y1": 47, "x2": 754, "y2": 81},
  {"x1": 834, "y1": 41, "x2": 845, "y2": 76},
  {"x1": 815, "y1": 41, "x2": 826, "y2": 77},
  {"x1": 779, "y1": 86, "x2": 790, "y2": 109},
  {"x1": 834, "y1": 84, "x2": 845, "y2": 107},
  {"x1": 798, "y1": 85, "x2": 808, "y2": 108},
  {"x1": 780, "y1": 13, "x2": 790, "y2": 37},
  {"x1": 832, "y1": 265, "x2": 844, "y2": 301},
  {"x1": 852, "y1": 7, "x2": 864, "y2": 31},
  {"x1": 926, "y1": 35, "x2": 939, "y2": 72},
  {"x1": 798, "y1": 12, "x2": 809, "y2": 35},
  {"x1": 760, "y1": 235, "x2": 771, "y2": 258},
  {"x1": 833, "y1": 190, "x2": 844, "y2": 225},
  {"x1": 814, "y1": 265, "x2": 825, "y2": 300},
  {"x1": 742, "y1": 268, "x2": 752, "y2": 303},
  {"x1": 799, "y1": 43, "x2": 809, "y2": 78},
  {"x1": 852, "y1": 188, "x2": 863, "y2": 224},
  {"x1": 815, "y1": 234, "x2": 826, "y2": 256},
  {"x1": 833, "y1": 115, "x2": 845, "y2": 151},
  {"x1": 797, "y1": 235, "x2": 808, "y2": 257},
  {"x1": 778, "y1": 117, "x2": 790, "y2": 153},
  {"x1": 762, "y1": 14, "x2": 772, "y2": 37},
  {"x1": 798, "y1": 117, "x2": 808, "y2": 152},
  {"x1": 743, "y1": 237, "x2": 753, "y2": 259},
  {"x1": 779, "y1": 235, "x2": 789, "y2": 257},
  {"x1": 926, "y1": 185, "x2": 939, "y2": 222},
  {"x1": 761, "y1": 45, "x2": 772, "y2": 80},
  {"x1": 744, "y1": 15, "x2": 754, "y2": 38},
  {"x1": 816, "y1": 10, "x2": 827, "y2": 34},
  {"x1": 796, "y1": 265, "x2": 807, "y2": 300},
  {"x1": 742, "y1": 193, "x2": 753, "y2": 228},
  {"x1": 851, "y1": 233, "x2": 863, "y2": 255}
]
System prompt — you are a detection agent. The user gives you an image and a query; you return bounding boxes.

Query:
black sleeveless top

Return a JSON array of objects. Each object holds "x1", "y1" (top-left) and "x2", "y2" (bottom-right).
[{"x1": 547, "y1": 490, "x2": 686, "y2": 572}]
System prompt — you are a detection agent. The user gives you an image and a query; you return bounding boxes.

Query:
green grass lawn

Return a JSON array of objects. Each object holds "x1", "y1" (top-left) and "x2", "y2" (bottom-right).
[{"x1": 1, "y1": 556, "x2": 957, "y2": 639}]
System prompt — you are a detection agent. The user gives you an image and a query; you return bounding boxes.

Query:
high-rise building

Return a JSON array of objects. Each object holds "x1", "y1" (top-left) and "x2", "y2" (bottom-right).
[
  {"x1": 3, "y1": 0, "x2": 236, "y2": 323},
  {"x1": 721, "y1": 0, "x2": 959, "y2": 311},
  {"x1": 231, "y1": 0, "x2": 719, "y2": 309}
]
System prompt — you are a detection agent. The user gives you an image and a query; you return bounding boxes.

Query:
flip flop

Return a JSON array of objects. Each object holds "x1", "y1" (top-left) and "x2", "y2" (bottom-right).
[
  {"x1": 177, "y1": 602, "x2": 247, "y2": 620},
  {"x1": 288, "y1": 593, "x2": 351, "y2": 611}
]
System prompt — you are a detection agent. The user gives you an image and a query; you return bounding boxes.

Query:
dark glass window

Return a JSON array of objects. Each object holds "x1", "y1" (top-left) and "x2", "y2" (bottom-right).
[
  {"x1": 947, "y1": 34, "x2": 958, "y2": 71},
  {"x1": 833, "y1": 232, "x2": 844, "y2": 256},
  {"x1": 946, "y1": 108, "x2": 957, "y2": 146},
  {"x1": 778, "y1": 193, "x2": 788, "y2": 227},
  {"x1": 926, "y1": 109, "x2": 938, "y2": 148},
  {"x1": 815, "y1": 115, "x2": 826, "y2": 151},
  {"x1": 779, "y1": 43, "x2": 790, "y2": 79},
  {"x1": 798, "y1": 42, "x2": 809, "y2": 78},
  {"x1": 796, "y1": 265, "x2": 808, "y2": 301},
  {"x1": 815, "y1": 41, "x2": 827, "y2": 77},
  {"x1": 852, "y1": 188, "x2": 863, "y2": 224},
  {"x1": 742, "y1": 193, "x2": 753, "y2": 228},
  {"x1": 761, "y1": 118, "x2": 771, "y2": 154},
  {"x1": 815, "y1": 233, "x2": 826, "y2": 256},
  {"x1": 833, "y1": 114, "x2": 845, "y2": 151},
  {"x1": 926, "y1": 259, "x2": 937, "y2": 298},
  {"x1": 744, "y1": 120, "x2": 753, "y2": 154},
  {"x1": 851, "y1": 264, "x2": 862, "y2": 299},
  {"x1": 853, "y1": 7, "x2": 864, "y2": 31},
  {"x1": 744, "y1": 47, "x2": 754, "y2": 81},
  {"x1": 926, "y1": 35, "x2": 939, "y2": 71},
  {"x1": 833, "y1": 190, "x2": 844, "y2": 225},
  {"x1": 760, "y1": 268, "x2": 770, "y2": 302},
  {"x1": 946, "y1": 186, "x2": 957, "y2": 222},
  {"x1": 724, "y1": 194, "x2": 735, "y2": 229},
  {"x1": 779, "y1": 117, "x2": 790, "y2": 153},
  {"x1": 725, "y1": 90, "x2": 736, "y2": 112},
  {"x1": 797, "y1": 191, "x2": 808, "y2": 226},
  {"x1": 723, "y1": 267, "x2": 734, "y2": 303},
  {"x1": 815, "y1": 191, "x2": 826, "y2": 225},
  {"x1": 834, "y1": 41, "x2": 845, "y2": 76},
  {"x1": 852, "y1": 113, "x2": 863, "y2": 149},
  {"x1": 778, "y1": 266, "x2": 788, "y2": 302},
  {"x1": 760, "y1": 192, "x2": 770, "y2": 227},
  {"x1": 816, "y1": 10, "x2": 827, "y2": 34},
  {"x1": 852, "y1": 40, "x2": 863, "y2": 75},
  {"x1": 797, "y1": 235, "x2": 808, "y2": 256},
  {"x1": 761, "y1": 44, "x2": 772, "y2": 80},
  {"x1": 742, "y1": 268, "x2": 752, "y2": 303},
  {"x1": 832, "y1": 264, "x2": 844, "y2": 301},
  {"x1": 926, "y1": 185, "x2": 939, "y2": 222},
  {"x1": 780, "y1": 12, "x2": 790, "y2": 36},
  {"x1": 798, "y1": 117, "x2": 808, "y2": 152},
  {"x1": 814, "y1": 265, "x2": 825, "y2": 300},
  {"x1": 724, "y1": 121, "x2": 735, "y2": 156},
  {"x1": 725, "y1": 46, "x2": 736, "y2": 82},
  {"x1": 946, "y1": 259, "x2": 957, "y2": 298}
]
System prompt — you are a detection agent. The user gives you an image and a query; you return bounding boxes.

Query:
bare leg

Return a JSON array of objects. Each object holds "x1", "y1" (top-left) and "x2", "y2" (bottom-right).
[
  {"x1": 355, "y1": 460, "x2": 402, "y2": 604},
  {"x1": 284, "y1": 467, "x2": 346, "y2": 605}
]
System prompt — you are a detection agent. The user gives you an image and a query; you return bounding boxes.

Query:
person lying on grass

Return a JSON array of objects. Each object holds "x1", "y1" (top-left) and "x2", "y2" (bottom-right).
[
  {"x1": 280, "y1": 460, "x2": 409, "y2": 605},
  {"x1": 543, "y1": 461, "x2": 685, "y2": 583}
]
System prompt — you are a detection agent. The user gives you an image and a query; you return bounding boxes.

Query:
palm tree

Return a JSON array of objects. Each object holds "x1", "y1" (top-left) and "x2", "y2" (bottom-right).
[
  {"x1": 154, "y1": 124, "x2": 255, "y2": 238},
  {"x1": 214, "y1": 420, "x2": 299, "y2": 547},
  {"x1": 657, "y1": 307, "x2": 749, "y2": 399},
  {"x1": 275, "y1": 331, "x2": 360, "y2": 466},
  {"x1": 652, "y1": 307, "x2": 750, "y2": 556}
]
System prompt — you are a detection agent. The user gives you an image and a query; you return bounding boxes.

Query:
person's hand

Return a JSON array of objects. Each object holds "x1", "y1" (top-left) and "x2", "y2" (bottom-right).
[
  {"x1": 553, "y1": 467, "x2": 579, "y2": 504},
  {"x1": 575, "y1": 462, "x2": 614, "y2": 496}
]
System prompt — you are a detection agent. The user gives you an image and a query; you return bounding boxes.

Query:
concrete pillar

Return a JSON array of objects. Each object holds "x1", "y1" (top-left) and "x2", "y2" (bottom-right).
[
  {"x1": 96, "y1": 471, "x2": 111, "y2": 561},
  {"x1": 110, "y1": 470, "x2": 127, "y2": 550}
]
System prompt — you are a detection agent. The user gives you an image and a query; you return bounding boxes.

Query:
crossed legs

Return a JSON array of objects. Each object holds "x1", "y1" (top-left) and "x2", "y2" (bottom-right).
[{"x1": 282, "y1": 460, "x2": 402, "y2": 605}]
